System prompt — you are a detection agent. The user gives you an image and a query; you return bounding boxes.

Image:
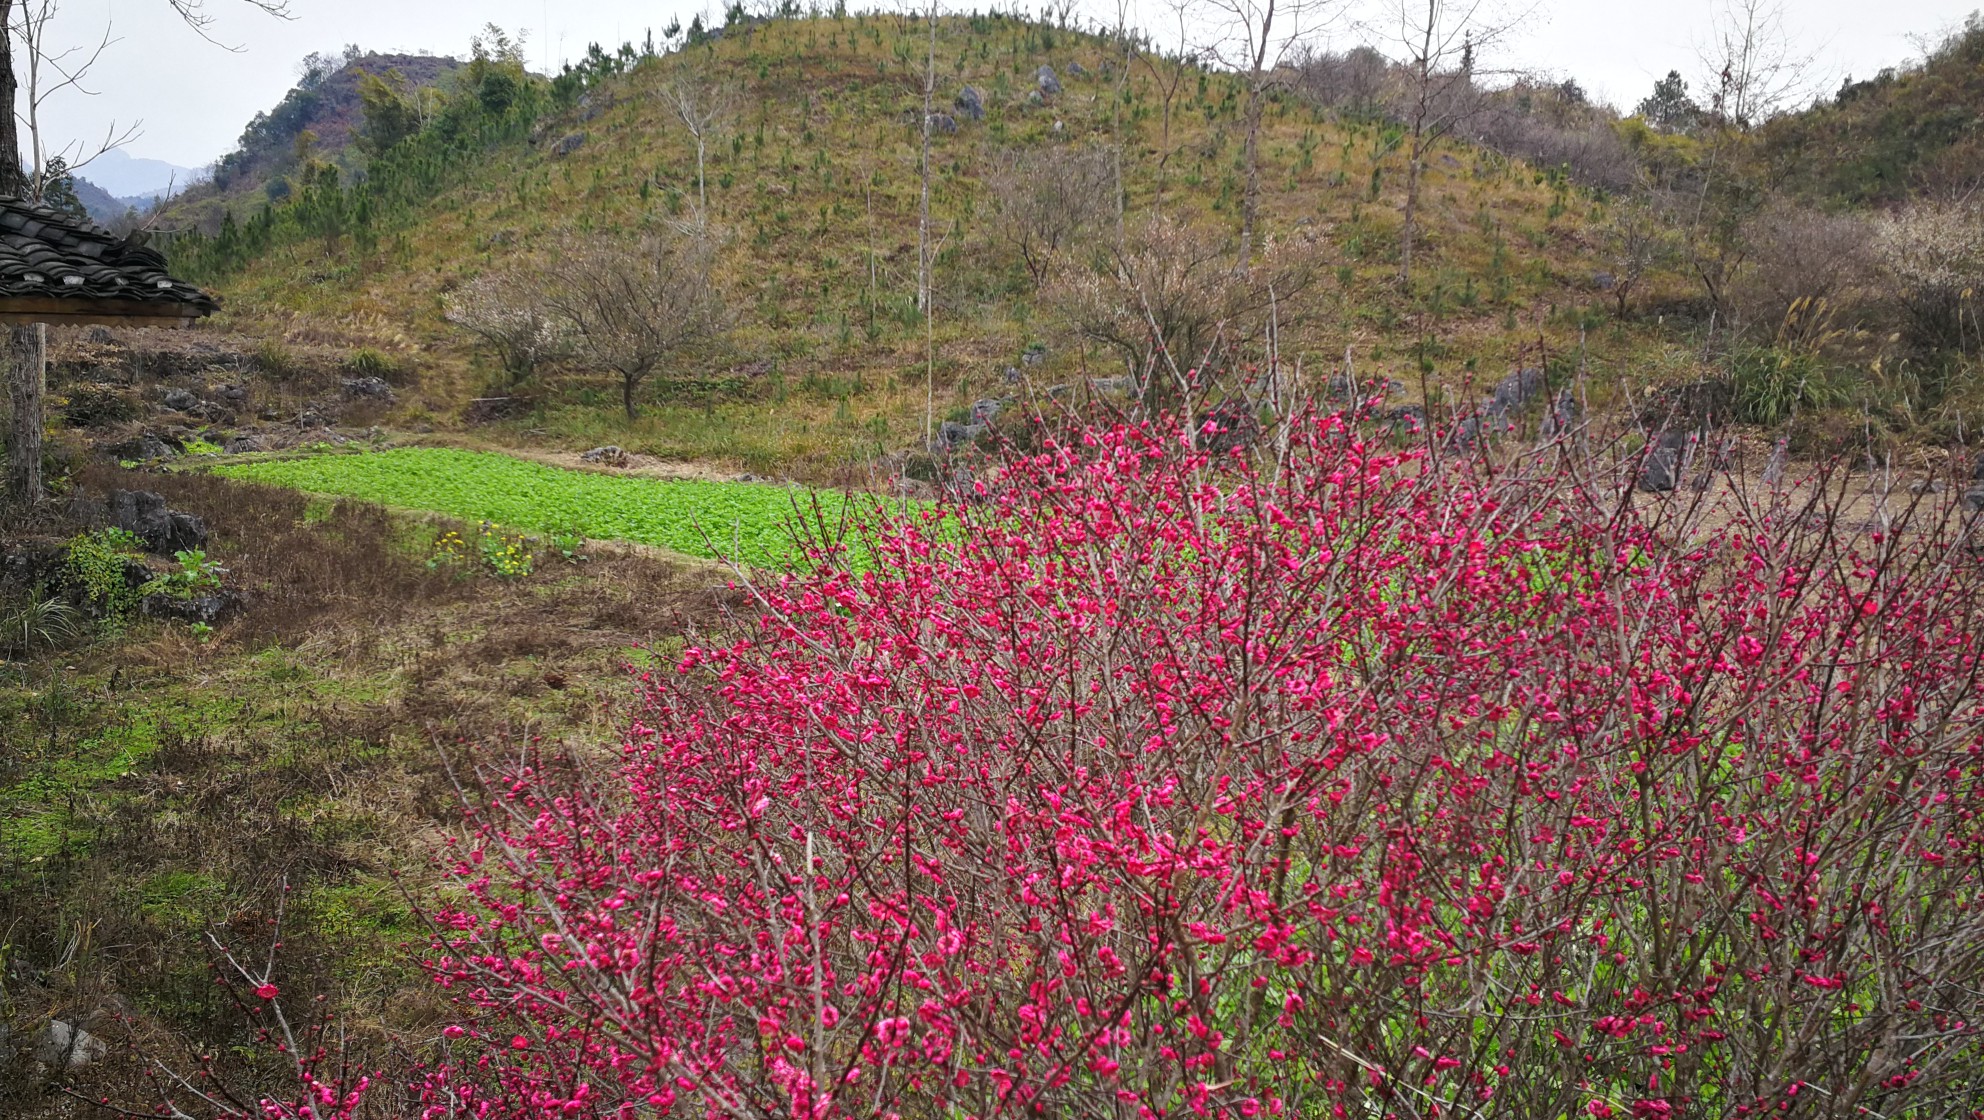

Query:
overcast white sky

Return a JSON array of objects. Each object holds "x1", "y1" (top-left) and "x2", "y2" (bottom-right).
[{"x1": 40, "y1": 0, "x2": 1974, "y2": 171}]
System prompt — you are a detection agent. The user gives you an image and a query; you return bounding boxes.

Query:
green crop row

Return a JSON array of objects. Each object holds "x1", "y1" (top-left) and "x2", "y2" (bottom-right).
[{"x1": 215, "y1": 448, "x2": 877, "y2": 569}]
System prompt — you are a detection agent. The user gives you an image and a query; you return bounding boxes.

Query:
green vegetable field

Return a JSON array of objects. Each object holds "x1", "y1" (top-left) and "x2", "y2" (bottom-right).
[{"x1": 215, "y1": 448, "x2": 872, "y2": 568}]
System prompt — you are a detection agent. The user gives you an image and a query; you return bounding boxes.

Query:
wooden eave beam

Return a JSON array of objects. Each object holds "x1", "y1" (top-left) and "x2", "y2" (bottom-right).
[{"x1": 0, "y1": 296, "x2": 211, "y2": 329}]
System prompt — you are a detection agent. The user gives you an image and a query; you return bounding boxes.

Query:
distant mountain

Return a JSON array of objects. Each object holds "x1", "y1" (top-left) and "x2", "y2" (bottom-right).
[
  {"x1": 76, "y1": 147, "x2": 197, "y2": 199},
  {"x1": 73, "y1": 176, "x2": 129, "y2": 226}
]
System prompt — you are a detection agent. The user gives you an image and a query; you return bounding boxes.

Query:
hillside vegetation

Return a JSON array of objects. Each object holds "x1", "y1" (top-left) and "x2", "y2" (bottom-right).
[{"x1": 159, "y1": 11, "x2": 1643, "y2": 478}]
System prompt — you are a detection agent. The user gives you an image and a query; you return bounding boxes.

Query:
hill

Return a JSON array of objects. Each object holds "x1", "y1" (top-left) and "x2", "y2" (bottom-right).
[
  {"x1": 162, "y1": 49, "x2": 461, "y2": 235},
  {"x1": 72, "y1": 174, "x2": 128, "y2": 226},
  {"x1": 1755, "y1": 14, "x2": 1984, "y2": 205},
  {"x1": 159, "y1": 12, "x2": 1646, "y2": 479}
]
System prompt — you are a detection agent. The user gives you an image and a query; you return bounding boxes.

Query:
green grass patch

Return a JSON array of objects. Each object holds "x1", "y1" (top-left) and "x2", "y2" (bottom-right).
[{"x1": 215, "y1": 447, "x2": 879, "y2": 569}]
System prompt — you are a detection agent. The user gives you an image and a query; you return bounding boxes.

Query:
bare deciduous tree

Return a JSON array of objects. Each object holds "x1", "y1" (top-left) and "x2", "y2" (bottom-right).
[
  {"x1": 1194, "y1": 0, "x2": 1343, "y2": 267},
  {"x1": 1677, "y1": 0, "x2": 1818, "y2": 319},
  {"x1": 1137, "y1": 4, "x2": 1197, "y2": 215},
  {"x1": 10, "y1": 0, "x2": 137, "y2": 205},
  {"x1": 1379, "y1": 0, "x2": 1526, "y2": 287},
  {"x1": 987, "y1": 145, "x2": 1115, "y2": 286},
  {"x1": 1600, "y1": 195, "x2": 1676, "y2": 318},
  {"x1": 542, "y1": 229, "x2": 726, "y2": 419},
  {"x1": 1053, "y1": 215, "x2": 1311, "y2": 401},
  {"x1": 659, "y1": 68, "x2": 738, "y2": 222},
  {"x1": 444, "y1": 271, "x2": 570, "y2": 388},
  {"x1": 1698, "y1": 0, "x2": 1813, "y2": 131}
]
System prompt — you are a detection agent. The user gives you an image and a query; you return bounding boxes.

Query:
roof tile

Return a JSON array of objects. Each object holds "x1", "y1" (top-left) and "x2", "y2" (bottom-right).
[{"x1": 0, "y1": 198, "x2": 217, "y2": 316}]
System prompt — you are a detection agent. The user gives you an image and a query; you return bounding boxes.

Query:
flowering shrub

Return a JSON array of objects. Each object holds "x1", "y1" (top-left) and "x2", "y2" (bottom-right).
[
  {"x1": 402, "y1": 414, "x2": 1984, "y2": 1117},
  {"x1": 1872, "y1": 202, "x2": 1984, "y2": 351}
]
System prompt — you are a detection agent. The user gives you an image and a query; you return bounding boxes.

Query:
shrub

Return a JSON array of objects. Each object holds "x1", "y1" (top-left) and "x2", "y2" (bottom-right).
[
  {"x1": 342, "y1": 347, "x2": 408, "y2": 383},
  {"x1": 253, "y1": 339, "x2": 301, "y2": 381},
  {"x1": 444, "y1": 271, "x2": 570, "y2": 388},
  {"x1": 1728, "y1": 342, "x2": 1843, "y2": 426},
  {"x1": 1732, "y1": 203, "x2": 1876, "y2": 338},
  {"x1": 60, "y1": 383, "x2": 143, "y2": 428},
  {"x1": 1872, "y1": 202, "x2": 1984, "y2": 353},
  {"x1": 414, "y1": 414, "x2": 1984, "y2": 1119},
  {"x1": 60, "y1": 527, "x2": 144, "y2": 620}
]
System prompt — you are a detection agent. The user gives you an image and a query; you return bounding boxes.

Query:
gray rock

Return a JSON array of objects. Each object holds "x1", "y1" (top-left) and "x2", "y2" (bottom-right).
[
  {"x1": 1971, "y1": 456, "x2": 1984, "y2": 483},
  {"x1": 554, "y1": 132, "x2": 588, "y2": 157},
  {"x1": 1021, "y1": 348, "x2": 1046, "y2": 368},
  {"x1": 341, "y1": 376, "x2": 395, "y2": 402},
  {"x1": 1539, "y1": 389, "x2": 1580, "y2": 438},
  {"x1": 161, "y1": 387, "x2": 202, "y2": 412},
  {"x1": 1486, "y1": 367, "x2": 1546, "y2": 415},
  {"x1": 1593, "y1": 272, "x2": 1617, "y2": 290},
  {"x1": 1066, "y1": 61, "x2": 1087, "y2": 78},
  {"x1": 580, "y1": 445, "x2": 629, "y2": 466},
  {"x1": 35, "y1": 1021, "x2": 105, "y2": 1070},
  {"x1": 214, "y1": 383, "x2": 248, "y2": 404},
  {"x1": 1449, "y1": 414, "x2": 1483, "y2": 451},
  {"x1": 971, "y1": 398, "x2": 1005, "y2": 424},
  {"x1": 938, "y1": 420, "x2": 986, "y2": 448},
  {"x1": 954, "y1": 86, "x2": 984, "y2": 121},
  {"x1": 108, "y1": 490, "x2": 209, "y2": 555},
  {"x1": 223, "y1": 435, "x2": 265, "y2": 455},
  {"x1": 295, "y1": 409, "x2": 330, "y2": 429},
  {"x1": 1026, "y1": 89, "x2": 1046, "y2": 107},
  {"x1": 1638, "y1": 431, "x2": 1692, "y2": 493},
  {"x1": 1003, "y1": 365, "x2": 1022, "y2": 385},
  {"x1": 928, "y1": 112, "x2": 958, "y2": 135},
  {"x1": 1967, "y1": 485, "x2": 1984, "y2": 512},
  {"x1": 1036, "y1": 65, "x2": 1061, "y2": 95},
  {"x1": 142, "y1": 590, "x2": 241, "y2": 624},
  {"x1": 113, "y1": 432, "x2": 178, "y2": 462},
  {"x1": 1087, "y1": 376, "x2": 1135, "y2": 398},
  {"x1": 1762, "y1": 435, "x2": 1789, "y2": 488}
]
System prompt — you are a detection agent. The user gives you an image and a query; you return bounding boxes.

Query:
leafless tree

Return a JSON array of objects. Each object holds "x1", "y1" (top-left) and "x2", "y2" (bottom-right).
[
  {"x1": 1194, "y1": 0, "x2": 1344, "y2": 267},
  {"x1": 1137, "y1": 3, "x2": 1197, "y2": 215},
  {"x1": 9, "y1": 0, "x2": 137, "y2": 205},
  {"x1": 1378, "y1": 0, "x2": 1528, "y2": 287},
  {"x1": 1696, "y1": 0, "x2": 1815, "y2": 131},
  {"x1": 916, "y1": 0, "x2": 937, "y2": 446},
  {"x1": 659, "y1": 68, "x2": 738, "y2": 222},
  {"x1": 444, "y1": 270, "x2": 571, "y2": 388},
  {"x1": 541, "y1": 229, "x2": 726, "y2": 420},
  {"x1": 987, "y1": 145, "x2": 1116, "y2": 286},
  {"x1": 1599, "y1": 194, "x2": 1675, "y2": 318},
  {"x1": 1052, "y1": 215, "x2": 1311, "y2": 401},
  {"x1": 1672, "y1": 0, "x2": 1820, "y2": 319}
]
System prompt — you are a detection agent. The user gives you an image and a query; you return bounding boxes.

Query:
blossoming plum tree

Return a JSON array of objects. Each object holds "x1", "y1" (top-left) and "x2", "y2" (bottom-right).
[{"x1": 411, "y1": 410, "x2": 1984, "y2": 1119}]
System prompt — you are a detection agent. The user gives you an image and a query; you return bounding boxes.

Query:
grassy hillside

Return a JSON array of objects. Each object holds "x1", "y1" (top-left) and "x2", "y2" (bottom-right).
[{"x1": 169, "y1": 12, "x2": 1665, "y2": 478}]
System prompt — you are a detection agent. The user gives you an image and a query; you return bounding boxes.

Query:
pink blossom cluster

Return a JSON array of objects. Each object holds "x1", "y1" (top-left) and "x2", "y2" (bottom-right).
[{"x1": 412, "y1": 414, "x2": 1984, "y2": 1119}]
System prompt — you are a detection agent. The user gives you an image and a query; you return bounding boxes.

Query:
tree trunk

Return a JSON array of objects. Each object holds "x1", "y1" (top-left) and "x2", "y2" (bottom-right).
[
  {"x1": 1401, "y1": 144, "x2": 1422, "y2": 287},
  {"x1": 7, "y1": 323, "x2": 45, "y2": 507},
  {"x1": 0, "y1": 1, "x2": 23, "y2": 198},
  {"x1": 1238, "y1": 85, "x2": 1262, "y2": 269},
  {"x1": 622, "y1": 373, "x2": 638, "y2": 420}
]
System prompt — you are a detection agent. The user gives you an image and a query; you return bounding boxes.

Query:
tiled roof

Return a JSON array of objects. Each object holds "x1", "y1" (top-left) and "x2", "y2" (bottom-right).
[{"x1": 0, "y1": 198, "x2": 216, "y2": 316}]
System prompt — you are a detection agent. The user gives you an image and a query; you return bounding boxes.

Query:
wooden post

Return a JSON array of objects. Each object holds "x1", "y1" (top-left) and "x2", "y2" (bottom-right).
[{"x1": 7, "y1": 322, "x2": 45, "y2": 506}]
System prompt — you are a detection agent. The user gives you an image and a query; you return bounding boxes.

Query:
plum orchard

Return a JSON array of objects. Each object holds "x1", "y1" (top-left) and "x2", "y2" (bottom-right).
[{"x1": 253, "y1": 415, "x2": 1984, "y2": 1118}]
